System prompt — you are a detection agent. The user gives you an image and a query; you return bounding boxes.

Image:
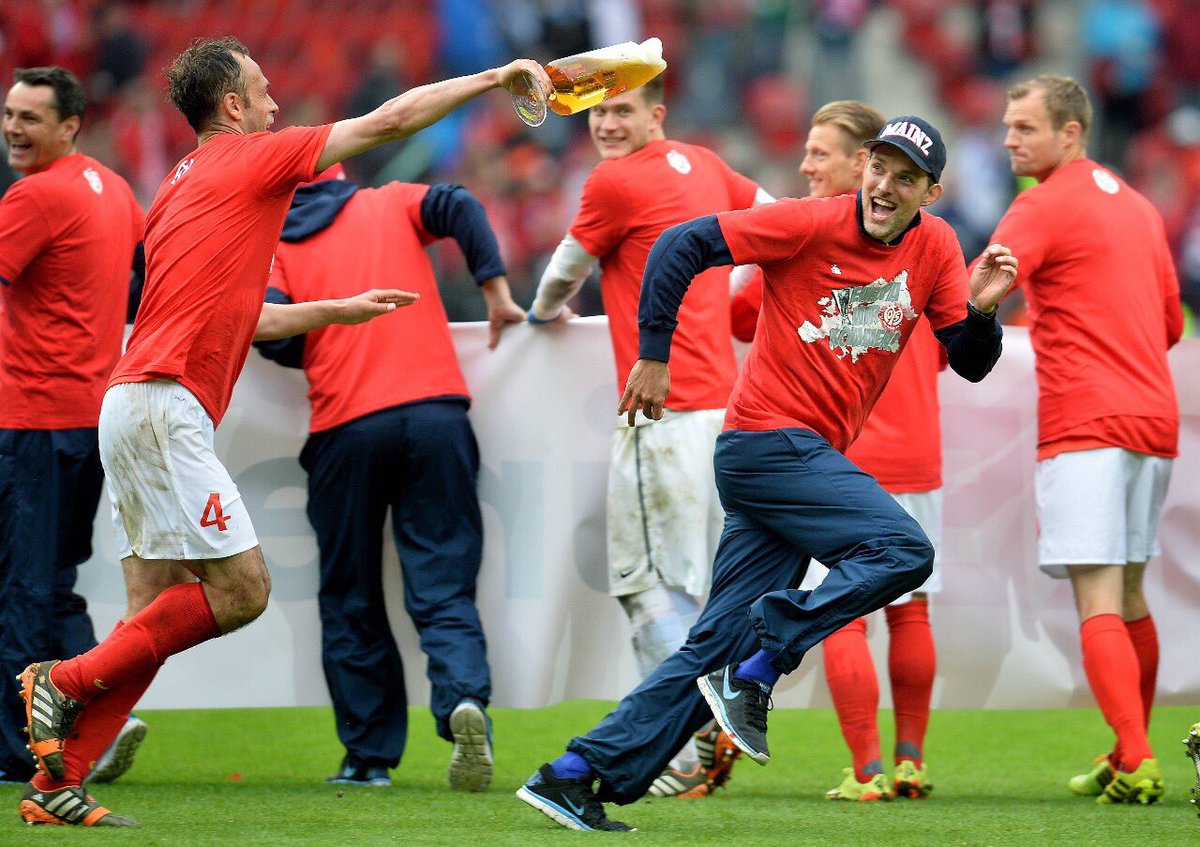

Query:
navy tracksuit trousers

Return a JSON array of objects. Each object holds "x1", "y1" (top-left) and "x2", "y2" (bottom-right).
[
  {"x1": 0, "y1": 429, "x2": 101, "y2": 781},
  {"x1": 300, "y1": 400, "x2": 491, "y2": 769},
  {"x1": 570, "y1": 427, "x2": 933, "y2": 804}
]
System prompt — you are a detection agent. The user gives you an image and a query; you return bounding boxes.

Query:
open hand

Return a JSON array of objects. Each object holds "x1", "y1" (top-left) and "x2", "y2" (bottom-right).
[
  {"x1": 333, "y1": 289, "x2": 419, "y2": 325},
  {"x1": 969, "y1": 244, "x2": 1018, "y2": 314},
  {"x1": 617, "y1": 359, "x2": 670, "y2": 428}
]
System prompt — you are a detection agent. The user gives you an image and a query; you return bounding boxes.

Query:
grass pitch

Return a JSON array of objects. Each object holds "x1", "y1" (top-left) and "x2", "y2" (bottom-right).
[{"x1": 1, "y1": 703, "x2": 1196, "y2": 845}]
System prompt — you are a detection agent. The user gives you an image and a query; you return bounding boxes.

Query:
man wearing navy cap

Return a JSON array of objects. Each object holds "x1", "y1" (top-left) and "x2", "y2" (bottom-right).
[{"x1": 517, "y1": 116, "x2": 1019, "y2": 832}]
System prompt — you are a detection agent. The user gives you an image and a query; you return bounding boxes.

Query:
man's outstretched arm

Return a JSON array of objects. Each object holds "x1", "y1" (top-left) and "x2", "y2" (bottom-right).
[
  {"x1": 254, "y1": 288, "x2": 419, "y2": 341},
  {"x1": 318, "y1": 61, "x2": 551, "y2": 172}
]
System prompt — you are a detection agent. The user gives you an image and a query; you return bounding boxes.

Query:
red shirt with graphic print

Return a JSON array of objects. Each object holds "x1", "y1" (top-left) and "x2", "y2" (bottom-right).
[{"x1": 717, "y1": 193, "x2": 968, "y2": 454}]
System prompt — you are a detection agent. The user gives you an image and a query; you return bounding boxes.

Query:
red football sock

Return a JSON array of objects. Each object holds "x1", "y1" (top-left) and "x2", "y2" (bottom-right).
[
  {"x1": 1081, "y1": 614, "x2": 1153, "y2": 770},
  {"x1": 63, "y1": 622, "x2": 159, "y2": 785},
  {"x1": 1125, "y1": 615, "x2": 1158, "y2": 728},
  {"x1": 886, "y1": 598, "x2": 935, "y2": 764},
  {"x1": 51, "y1": 583, "x2": 219, "y2": 704},
  {"x1": 823, "y1": 618, "x2": 881, "y2": 782}
]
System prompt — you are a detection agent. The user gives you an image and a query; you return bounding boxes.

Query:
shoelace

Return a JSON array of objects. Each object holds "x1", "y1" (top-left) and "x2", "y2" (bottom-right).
[{"x1": 742, "y1": 684, "x2": 773, "y2": 734}]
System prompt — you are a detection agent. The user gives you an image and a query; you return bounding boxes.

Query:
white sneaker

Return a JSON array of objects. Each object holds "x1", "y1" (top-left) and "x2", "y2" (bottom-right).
[
  {"x1": 448, "y1": 700, "x2": 492, "y2": 792},
  {"x1": 86, "y1": 716, "x2": 148, "y2": 784}
]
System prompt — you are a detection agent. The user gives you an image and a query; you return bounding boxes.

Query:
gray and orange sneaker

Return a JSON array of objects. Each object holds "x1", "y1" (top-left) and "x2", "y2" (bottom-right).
[
  {"x1": 17, "y1": 662, "x2": 83, "y2": 781},
  {"x1": 695, "y1": 723, "x2": 743, "y2": 790},
  {"x1": 648, "y1": 764, "x2": 712, "y2": 798},
  {"x1": 19, "y1": 783, "x2": 139, "y2": 827}
]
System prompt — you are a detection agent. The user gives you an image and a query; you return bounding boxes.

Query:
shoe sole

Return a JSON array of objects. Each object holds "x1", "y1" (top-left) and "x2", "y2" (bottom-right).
[
  {"x1": 696, "y1": 676, "x2": 769, "y2": 766},
  {"x1": 516, "y1": 785, "x2": 591, "y2": 831},
  {"x1": 87, "y1": 719, "x2": 148, "y2": 784},
  {"x1": 449, "y1": 704, "x2": 493, "y2": 792},
  {"x1": 705, "y1": 733, "x2": 742, "y2": 790},
  {"x1": 1184, "y1": 724, "x2": 1200, "y2": 814}
]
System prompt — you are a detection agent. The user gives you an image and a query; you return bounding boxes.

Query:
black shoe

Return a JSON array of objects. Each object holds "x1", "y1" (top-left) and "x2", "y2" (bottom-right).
[
  {"x1": 326, "y1": 756, "x2": 392, "y2": 787},
  {"x1": 697, "y1": 663, "x2": 772, "y2": 765},
  {"x1": 516, "y1": 764, "x2": 635, "y2": 832}
]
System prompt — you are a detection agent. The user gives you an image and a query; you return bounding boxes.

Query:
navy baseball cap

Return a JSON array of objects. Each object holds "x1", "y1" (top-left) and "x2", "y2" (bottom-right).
[{"x1": 863, "y1": 115, "x2": 946, "y2": 183}]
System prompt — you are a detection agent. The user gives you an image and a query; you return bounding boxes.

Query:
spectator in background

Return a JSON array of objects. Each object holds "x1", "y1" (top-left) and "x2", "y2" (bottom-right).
[
  {"x1": 342, "y1": 38, "x2": 408, "y2": 185},
  {"x1": 254, "y1": 166, "x2": 524, "y2": 792},
  {"x1": 524, "y1": 73, "x2": 773, "y2": 800},
  {"x1": 985, "y1": 73, "x2": 1181, "y2": 806},
  {"x1": 90, "y1": 2, "x2": 145, "y2": 102},
  {"x1": 0, "y1": 66, "x2": 145, "y2": 788}
]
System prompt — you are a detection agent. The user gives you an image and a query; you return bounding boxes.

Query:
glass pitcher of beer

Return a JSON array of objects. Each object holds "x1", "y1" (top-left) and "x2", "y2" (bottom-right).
[{"x1": 512, "y1": 37, "x2": 667, "y2": 128}]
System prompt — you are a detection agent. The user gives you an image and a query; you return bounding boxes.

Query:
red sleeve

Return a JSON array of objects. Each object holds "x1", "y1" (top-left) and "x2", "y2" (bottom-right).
[
  {"x1": 711, "y1": 150, "x2": 759, "y2": 210},
  {"x1": 252, "y1": 125, "x2": 335, "y2": 198},
  {"x1": 569, "y1": 165, "x2": 628, "y2": 258},
  {"x1": 0, "y1": 180, "x2": 54, "y2": 284},
  {"x1": 976, "y1": 190, "x2": 1047, "y2": 285},
  {"x1": 923, "y1": 228, "x2": 970, "y2": 332},
  {"x1": 730, "y1": 269, "x2": 763, "y2": 342},
  {"x1": 717, "y1": 198, "x2": 817, "y2": 267}
]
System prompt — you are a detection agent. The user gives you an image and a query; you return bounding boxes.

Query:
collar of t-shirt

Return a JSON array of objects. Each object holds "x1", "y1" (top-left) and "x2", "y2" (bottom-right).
[{"x1": 854, "y1": 190, "x2": 923, "y2": 246}]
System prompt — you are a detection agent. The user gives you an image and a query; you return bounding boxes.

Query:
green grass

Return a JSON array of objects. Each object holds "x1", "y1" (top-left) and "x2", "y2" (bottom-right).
[{"x1": 3, "y1": 704, "x2": 1197, "y2": 845}]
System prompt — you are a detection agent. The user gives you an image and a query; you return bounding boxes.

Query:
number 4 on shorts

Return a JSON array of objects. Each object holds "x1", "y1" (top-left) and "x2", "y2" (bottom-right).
[{"x1": 200, "y1": 492, "x2": 230, "y2": 531}]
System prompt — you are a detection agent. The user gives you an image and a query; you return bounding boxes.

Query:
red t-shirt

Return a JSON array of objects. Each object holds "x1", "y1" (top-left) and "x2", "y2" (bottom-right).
[
  {"x1": 983, "y1": 158, "x2": 1181, "y2": 457},
  {"x1": 571, "y1": 139, "x2": 759, "y2": 411},
  {"x1": 718, "y1": 194, "x2": 968, "y2": 453},
  {"x1": 272, "y1": 182, "x2": 470, "y2": 433},
  {"x1": 0, "y1": 154, "x2": 144, "y2": 429},
  {"x1": 110, "y1": 126, "x2": 332, "y2": 425}
]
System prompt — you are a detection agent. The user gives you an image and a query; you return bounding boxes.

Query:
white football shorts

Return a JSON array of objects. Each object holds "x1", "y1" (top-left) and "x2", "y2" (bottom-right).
[
  {"x1": 800, "y1": 487, "x2": 943, "y2": 605},
  {"x1": 99, "y1": 380, "x2": 259, "y2": 561},
  {"x1": 606, "y1": 408, "x2": 725, "y2": 598},
  {"x1": 1036, "y1": 446, "x2": 1172, "y2": 577}
]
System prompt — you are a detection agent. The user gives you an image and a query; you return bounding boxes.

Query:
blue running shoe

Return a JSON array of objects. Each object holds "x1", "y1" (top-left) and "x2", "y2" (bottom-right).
[
  {"x1": 517, "y1": 764, "x2": 635, "y2": 832},
  {"x1": 697, "y1": 663, "x2": 772, "y2": 765},
  {"x1": 326, "y1": 756, "x2": 391, "y2": 787}
]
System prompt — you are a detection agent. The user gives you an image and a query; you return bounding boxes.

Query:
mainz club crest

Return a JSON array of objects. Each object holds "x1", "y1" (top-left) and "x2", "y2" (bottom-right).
[{"x1": 797, "y1": 270, "x2": 917, "y2": 362}]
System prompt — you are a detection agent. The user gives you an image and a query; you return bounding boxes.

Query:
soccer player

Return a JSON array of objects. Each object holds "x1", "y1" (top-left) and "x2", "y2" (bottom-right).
[
  {"x1": 524, "y1": 73, "x2": 773, "y2": 798},
  {"x1": 16, "y1": 37, "x2": 550, "y2": 827},
  {"x1": 0, "y1": 67, "x2": 146, "y2": 787},
  {"x1": 733, "y1": 101, "x2": 942, "y2": 802},
  {"x1": 254, "y1": 165, "x2": 525, "y2": 791},
  {"x1": 983, "y1": 75, "x2": 1182, "y2": 805},
  {"x1": 518, "y1": 115, "x2": 1018, "y2": 832}
]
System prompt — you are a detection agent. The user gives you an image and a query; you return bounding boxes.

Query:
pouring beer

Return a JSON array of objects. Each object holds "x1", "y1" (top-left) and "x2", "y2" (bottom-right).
[{"x1": 511, "y1": 37, "x2": 667, "y2": 127}]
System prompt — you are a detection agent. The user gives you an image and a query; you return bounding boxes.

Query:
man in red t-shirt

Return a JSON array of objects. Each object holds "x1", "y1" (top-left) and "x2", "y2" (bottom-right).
[
  {"x1": 0, "y1": 67, "x2": 145, "y2": 788},
  {"x1": 524, "y1": 74, "x2": 773, "y2": 799},
  {"x1": 17, "y1": 37, "x2": 550, "y2": 827},
  {"x1": 518, "y1": 115, "x2": 1018, "y2": 832},
  {"x1": 732, "y1": 101, "x2": 941, "y2": 802},
  {"x1": 983, "y1": 75, "x2": 1182, "y2": 806},
  {"x1": 253, "y1": 166, "x2": 525, "y2": 791}
]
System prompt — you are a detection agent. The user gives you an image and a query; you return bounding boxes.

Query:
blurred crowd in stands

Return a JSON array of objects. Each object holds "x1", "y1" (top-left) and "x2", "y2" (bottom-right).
[{"x1": 3, "y1": 0, "x2": 1199, "y2": 327}]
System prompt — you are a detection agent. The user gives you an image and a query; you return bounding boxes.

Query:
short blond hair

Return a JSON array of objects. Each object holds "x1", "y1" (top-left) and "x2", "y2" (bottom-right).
[
  {"x1": 812, "y1": 100, "x2": 886, "y2": 154},
  {"x1": 1007, "y1": 74, "x2": 1092, "y2": 144}
]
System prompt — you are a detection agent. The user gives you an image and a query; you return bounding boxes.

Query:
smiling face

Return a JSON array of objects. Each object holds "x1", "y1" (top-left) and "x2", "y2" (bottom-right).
[
  {"x1": 800, "y1": 123, "x2": 867, "y2": 198},
  {"x1": 1002, "y1": 90, "x2": 1079, "y2": 182},
  {"x1": 3, "y1": 82, "x2": 78, "y2": 174},
  {"x1": 860, "y1": 145, "x2": 942, "y2": 242},
  {"x1": 588, "y1": 90, "x2": 665, "y2": 160}
]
